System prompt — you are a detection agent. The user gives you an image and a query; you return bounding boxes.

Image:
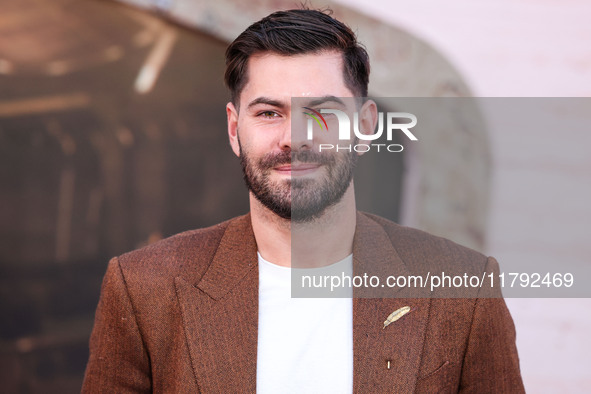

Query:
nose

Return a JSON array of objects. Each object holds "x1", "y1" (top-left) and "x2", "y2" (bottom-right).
[{"x1": 282, "y1": 110, "x2": 312, "y2": 151}]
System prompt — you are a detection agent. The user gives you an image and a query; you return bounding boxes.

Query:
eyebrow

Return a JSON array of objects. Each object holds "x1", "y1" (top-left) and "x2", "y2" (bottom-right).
[
  {"x1": 246, "y1": 95, "x2": 348, "y2": 111},
  {"x1": 247, "y1": 97, "x2": 287, "y2": 110},
  {"x1": 306, "y1": 95, "x2": 346, "y2": 107}
]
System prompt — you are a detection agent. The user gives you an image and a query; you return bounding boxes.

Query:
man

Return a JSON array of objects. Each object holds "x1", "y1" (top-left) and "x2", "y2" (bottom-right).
[{"x1": 83, "y1": 8, "x2": 524, "y2": 393}]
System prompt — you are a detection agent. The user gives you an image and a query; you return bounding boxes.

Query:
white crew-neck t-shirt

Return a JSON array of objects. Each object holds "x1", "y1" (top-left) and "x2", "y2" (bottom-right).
[{"x1": 256, "y1": 252, "x2": 353, "y2": 394}]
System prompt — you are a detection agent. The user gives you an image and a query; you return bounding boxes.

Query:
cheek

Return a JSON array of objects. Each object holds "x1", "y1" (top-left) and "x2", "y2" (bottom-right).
[
  {"x1": 239, "y1": 119, "x2": 282, "y2": 145},
  {"x1": 236, "y1": 133, "x2": 267, "y2": 163},
  {"x1": 321, "y1": 120, "x2": 352, "y2": 146}
]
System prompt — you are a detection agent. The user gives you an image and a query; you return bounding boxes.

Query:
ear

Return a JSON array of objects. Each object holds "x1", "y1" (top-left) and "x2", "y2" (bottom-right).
[
  {"x1": 357, "y1": 99, "x2": 378, "y2": 155},
  {"x1": 226, "y1": 101, "x2": 240, "y2": 157}
]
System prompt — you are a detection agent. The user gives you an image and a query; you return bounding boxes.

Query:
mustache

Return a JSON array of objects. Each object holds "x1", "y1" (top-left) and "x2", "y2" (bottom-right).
[{"x1": 259, "y1": 150, "x2": 335, "y2": 169}]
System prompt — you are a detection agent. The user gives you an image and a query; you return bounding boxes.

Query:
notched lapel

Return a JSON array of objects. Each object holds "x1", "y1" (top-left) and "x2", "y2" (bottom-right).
[
  {"x1": 353, "y1": 213, "x2": 411, "y2": 298},
  {"x1": 175, "y1": 215, "x2": 259, "y2": 393},
  {"x1": 197, "y1": 214, "x2": 258, "y2": 300},
  {"x1": 353, "y1": 213, "x2": 432, "y2": 393}
]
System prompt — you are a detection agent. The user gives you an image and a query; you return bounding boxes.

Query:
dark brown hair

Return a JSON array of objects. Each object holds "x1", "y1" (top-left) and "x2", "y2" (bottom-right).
[{"x1": 224, "y1": 8, "x2": 370, "y2": 106}]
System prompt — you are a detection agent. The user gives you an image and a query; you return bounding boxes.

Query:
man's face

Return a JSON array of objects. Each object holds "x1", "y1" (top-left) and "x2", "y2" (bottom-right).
[{"x1": 226, "y1": 50, "x2": 360, "y2": 222}]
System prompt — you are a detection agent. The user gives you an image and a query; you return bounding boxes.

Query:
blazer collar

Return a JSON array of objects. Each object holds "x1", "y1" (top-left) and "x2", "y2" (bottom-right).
[
  {"x1": 197, "y1": 213, "x2": 258, "y2": 300},
  {"x1": 353, "y1": 212, "x2": 411, "y2": 297},
  {"x1": 196, "y1": 212, "x2": 415, "y2": 298},
  {"x1": 176, "y1": 212, "x2": 430, "y2": 393},
  {"x1": 175, "y1": 214, "x2": 259, "y2": 393}
]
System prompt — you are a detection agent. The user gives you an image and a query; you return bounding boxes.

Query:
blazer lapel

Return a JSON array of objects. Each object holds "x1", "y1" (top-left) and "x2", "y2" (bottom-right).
[
  {"x1": 352, "y1": 213, "x2": 431, "y2": 393},
  {"x1": 175, "y1": 214, "x2": 259, "y2": 393}
]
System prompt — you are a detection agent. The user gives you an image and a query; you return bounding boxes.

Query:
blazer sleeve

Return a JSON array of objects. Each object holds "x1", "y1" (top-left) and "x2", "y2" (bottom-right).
[
  {"x1": 82, "y1": 257, "x2": 151, "y2": 393},
  {"x1": 459, "y1": 256, "x2": 525, "y2": 393}
]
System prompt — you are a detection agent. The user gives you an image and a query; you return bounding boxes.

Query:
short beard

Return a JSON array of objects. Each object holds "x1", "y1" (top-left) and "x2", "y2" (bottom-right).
[{"x1": 239, "y1": 139, "x2": 357, "y2": 223}]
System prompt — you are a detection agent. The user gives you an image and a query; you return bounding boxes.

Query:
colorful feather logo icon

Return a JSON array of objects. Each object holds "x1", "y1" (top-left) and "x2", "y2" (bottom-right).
[{"x1": 303, "y1": 106, "x2": 328, "y2": 131}]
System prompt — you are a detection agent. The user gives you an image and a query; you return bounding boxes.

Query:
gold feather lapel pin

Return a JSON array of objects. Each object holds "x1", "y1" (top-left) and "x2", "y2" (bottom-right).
[{"x1": 383, "y1": 306, "x2": 411, "y2": 329}]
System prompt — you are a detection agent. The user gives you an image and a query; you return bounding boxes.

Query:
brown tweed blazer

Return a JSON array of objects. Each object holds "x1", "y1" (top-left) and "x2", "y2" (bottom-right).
[{"x1": 82, "y1": 212, "x2": 524, "y2": 393}]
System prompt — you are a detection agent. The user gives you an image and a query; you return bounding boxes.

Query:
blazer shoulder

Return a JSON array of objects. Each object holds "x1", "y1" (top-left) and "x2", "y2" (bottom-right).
[
  {"x1": 116, "y1": 215, "x2": 243, "y2": 279},
  {"x1": 360, "y1": 212, "x2": 489, "y2": 274}
]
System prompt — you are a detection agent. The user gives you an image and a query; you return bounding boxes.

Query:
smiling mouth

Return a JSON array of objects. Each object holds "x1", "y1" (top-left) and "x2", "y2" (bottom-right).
[{"x1": 274, "y1": 163, "x2": 320, "y2": 176}]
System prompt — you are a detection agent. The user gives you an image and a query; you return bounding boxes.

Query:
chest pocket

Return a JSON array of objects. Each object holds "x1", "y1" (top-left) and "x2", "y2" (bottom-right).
[{"x1": 414, "y1": 360, "x2": 453, "y2": 394}]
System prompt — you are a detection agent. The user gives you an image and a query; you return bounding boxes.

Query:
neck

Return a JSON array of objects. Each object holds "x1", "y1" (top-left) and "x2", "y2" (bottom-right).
[{"x1": 250, "y1": 184, "x2": 357, "y2": 268}]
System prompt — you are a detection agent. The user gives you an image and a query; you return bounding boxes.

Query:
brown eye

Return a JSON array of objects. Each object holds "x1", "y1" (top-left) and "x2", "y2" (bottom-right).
[{"x1": 259, "y1": 111, "x2": 278, "y2": 118}]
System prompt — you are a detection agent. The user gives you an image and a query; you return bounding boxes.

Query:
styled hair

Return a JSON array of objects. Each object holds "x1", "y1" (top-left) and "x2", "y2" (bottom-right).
[{"x1": 224, "y1": 8, "x2": 370, "y2": 106}]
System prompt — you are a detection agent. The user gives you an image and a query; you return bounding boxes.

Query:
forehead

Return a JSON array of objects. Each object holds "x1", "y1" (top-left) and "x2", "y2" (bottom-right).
[{"x1": 239, "y1": 50, "x2": 354, "y2": 106}]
